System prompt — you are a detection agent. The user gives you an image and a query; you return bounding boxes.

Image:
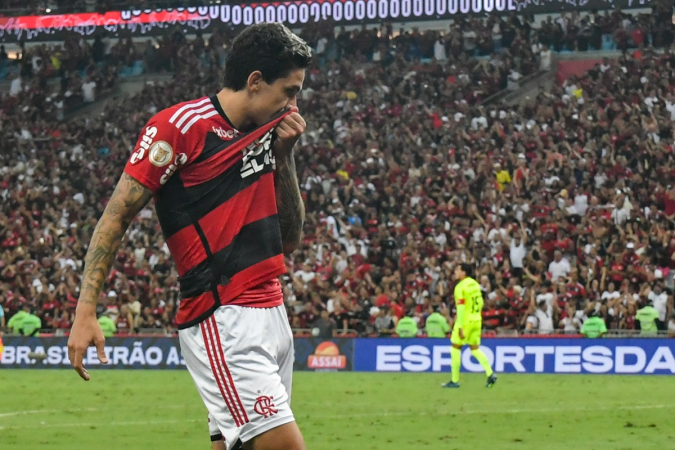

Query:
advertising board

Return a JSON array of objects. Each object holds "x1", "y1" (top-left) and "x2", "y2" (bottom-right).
[
  {"x1": 0, "y1": 0, "x2": 656, "y2": 42},
  {"x1": 353, "y1": 338, "x2": 675, "y2": 375},
  {"x1": 2, "y1": 336, "x2": 672, "y2": 375}
]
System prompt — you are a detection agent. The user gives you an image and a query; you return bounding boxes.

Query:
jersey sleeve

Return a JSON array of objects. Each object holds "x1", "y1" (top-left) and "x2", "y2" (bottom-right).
[
  {"x1": 454, "y1": 283, "x2": 465, "y2": 306},
  {"x1": 442, "y1": 317, "x2": 450, "y2": 333},
  {"x1": 455, "y1": 283, "x2": 466, "y2": 327},
  {"x1": 124, "y1": 110, "x2": 196, "y2": 194}
]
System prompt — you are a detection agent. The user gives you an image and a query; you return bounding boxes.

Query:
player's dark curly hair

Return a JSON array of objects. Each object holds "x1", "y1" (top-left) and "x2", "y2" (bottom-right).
[
  {"x1": 459, "y1": 263, "x2": 474, "y2": 278},
  {"x1": 223, "y1": 23, "x2": 312, "y2": 91}
]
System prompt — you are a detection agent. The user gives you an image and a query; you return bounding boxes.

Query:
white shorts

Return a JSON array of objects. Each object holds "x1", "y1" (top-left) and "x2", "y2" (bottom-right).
[{"x1": 179, "y1": 305, "x2": 295, "y2": 450}]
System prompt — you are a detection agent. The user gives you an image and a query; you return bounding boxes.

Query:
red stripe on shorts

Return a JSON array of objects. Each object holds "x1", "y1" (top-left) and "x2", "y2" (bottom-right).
[
  {"x1": 210, "y1": 316, "x2": 250, "y2": 424},
  {"x1": 201, "y1": 319, "x2": 242, "y2": 427}
]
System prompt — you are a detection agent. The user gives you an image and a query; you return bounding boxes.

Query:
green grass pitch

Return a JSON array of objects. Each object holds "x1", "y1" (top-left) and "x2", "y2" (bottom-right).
[{"x1": 0, "y1": 370, "x2": 672, "y2": 450}]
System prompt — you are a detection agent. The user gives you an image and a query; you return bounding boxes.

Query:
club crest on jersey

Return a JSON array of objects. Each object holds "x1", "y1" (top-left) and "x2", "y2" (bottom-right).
[
  {"x1": 149, "y1": 141, "x2": 174, "y2": 167},
  {"x1": 253, "y1": 395, "x2": 277, "y2": 418},
  {"x1": 240, "y1": 132, "x2": 274, "y2": 178}
]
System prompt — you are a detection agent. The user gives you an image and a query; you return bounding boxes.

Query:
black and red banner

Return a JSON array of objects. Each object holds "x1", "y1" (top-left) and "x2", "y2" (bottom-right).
[{"x1": 0, "y1": 0, "x2": 657, "y2": 43}]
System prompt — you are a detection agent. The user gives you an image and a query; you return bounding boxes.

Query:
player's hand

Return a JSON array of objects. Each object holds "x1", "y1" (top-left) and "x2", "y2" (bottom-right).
[
  {"x1": 68, "y1": 309, "x2": 108, "y2": 381},
  {"x1": 458, "y1": 328, "x2": 465, "y2": 340},
  {"x1": 273, "y1": 107, "x2": 306, "y2": 159}
]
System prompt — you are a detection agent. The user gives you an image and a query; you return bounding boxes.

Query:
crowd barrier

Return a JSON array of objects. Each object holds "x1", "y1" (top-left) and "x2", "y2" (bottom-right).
[{"x1": 1, "y1": 337, "x2": 673, "y2": 375}]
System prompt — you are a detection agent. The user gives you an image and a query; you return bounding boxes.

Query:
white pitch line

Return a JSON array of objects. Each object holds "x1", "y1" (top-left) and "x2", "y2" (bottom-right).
[
  {"x1": 0, "y1": 405, "x2": 188, "y2": 419},
  {"x1": 0, "y1": 407, "x2": 100, "y2": 418},
  {"x1": 0, "y1": 404, "x2": 672, "y2": 431},
  {"x1": 0, "y1": 418, "x2": 202, "y2": 431},
  {"x1": 0, "y1": 410, "x2": 54, "y2": 419},
  {"x1": 302, "y1": 403, "x2": 675, "y2": 420}
]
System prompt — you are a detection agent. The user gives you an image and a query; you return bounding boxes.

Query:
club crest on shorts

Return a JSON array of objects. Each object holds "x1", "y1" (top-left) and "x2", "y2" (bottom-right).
[
  {"x1": 149, "y1": 141, "x2": 174, "y2": 167},
  {"x1": 253, "y1": 395, "x2": 277, "y2": 418}
]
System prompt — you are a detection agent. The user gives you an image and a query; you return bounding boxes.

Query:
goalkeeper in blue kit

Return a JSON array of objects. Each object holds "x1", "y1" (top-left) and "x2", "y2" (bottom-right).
[{"x1": 442, "y1": 263, "x2": 497, "y2": 388}]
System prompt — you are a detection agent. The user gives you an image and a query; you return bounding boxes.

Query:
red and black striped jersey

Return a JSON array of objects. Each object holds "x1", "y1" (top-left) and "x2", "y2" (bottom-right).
[{"x1": 124, "y1": 96, "x2": 289, "y2": 328}]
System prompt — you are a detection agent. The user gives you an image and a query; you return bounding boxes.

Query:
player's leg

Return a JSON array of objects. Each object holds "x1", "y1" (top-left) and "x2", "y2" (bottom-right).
[
  {"x1": 240, "y1": 305, "x2": 305, "y2": 450},
  {"x1": 443, "y1": 326, "x2": 463, "y2": 388},
  {"x1": 468, "y1": 344, "x2": 493, "y2": 376},
  {"x1": 243, "y1": 422, "x2": 305, "y2": 450},
  {"x1": 208, "y1": 412, "x2": 227, "y2": 450},
  {"x1": 469, "y1": 344, "x2": 497, "y2": 387},
  {"x1": 224, "y1": 439, "x2": 242, "y2": 450},
  {"x1": 467, "y1": 324, "x2": 493, "y2": 376},
  {"x1": 181, "y1": 305, "x2": 304, "y2": 450},
  {"x1": 467, "y1": 323, "x2": 497, "y2": 387},
  {"x1": 450, "y1": 344, "x2": 462, "y2": 384},
  {"x1": 180, "y1": 320, "x2": 245, "y2": 450},
  {"x1": 276, "y1": 305, "x2": 295, "y2": 406},
  {"x1": 222, "y1": 305, "x2": 303, "y2": 450}
]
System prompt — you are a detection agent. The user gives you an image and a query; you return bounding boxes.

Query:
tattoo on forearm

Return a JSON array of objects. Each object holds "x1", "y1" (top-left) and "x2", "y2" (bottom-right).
[
  {"x1": 79, "y1": 173, "x2": 153, "y2": 305},
  {"x1": 275, "y1": 155, "x2": 305, "y2": 252}
]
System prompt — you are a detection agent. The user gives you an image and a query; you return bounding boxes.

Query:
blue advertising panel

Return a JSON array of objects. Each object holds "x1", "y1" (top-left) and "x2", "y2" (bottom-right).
[
  {"x1": 3, "y1": 337, "x2": 674, "y2": 375},
  {"x1": 353, "y1": 338, "x2": 675, "y2": 375},
  {"x1": 0, "y1": 336, "x2": 354, "y2": 371},
  {"x1": 0, "y1": 337, "x2": 186, "y2": 369}
]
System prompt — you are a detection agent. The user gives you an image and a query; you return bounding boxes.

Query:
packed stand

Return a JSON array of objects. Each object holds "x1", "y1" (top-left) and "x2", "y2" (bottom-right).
[
  {"x1": 0, "y1": 35, "x2": 133, "y2": 136},
  {"x1": 1, "y1": 15, "x2": 675, "y2": 339},
  {"x1": 529, "y1": 5, "x2": 674, "y2": 53},
  {"x1": 285, "y1": 47, "x2": 675, "y2": 339},
  {"x1": 0, "y1": 19, "x2": 543, "y2": 336}
]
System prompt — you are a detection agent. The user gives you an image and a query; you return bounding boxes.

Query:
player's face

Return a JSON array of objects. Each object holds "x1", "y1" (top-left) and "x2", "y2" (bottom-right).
[
  {"x1": 454, "y1": 266, "x2": 464, "y2": 281},
  {"x1": 249, "y1": 68, "x2": 305, "y2": 126}
]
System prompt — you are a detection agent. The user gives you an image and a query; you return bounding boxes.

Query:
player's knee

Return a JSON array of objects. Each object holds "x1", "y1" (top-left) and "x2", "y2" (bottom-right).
[{"x1": 244, "y1": 422, "x2": 306, "y2": 450}]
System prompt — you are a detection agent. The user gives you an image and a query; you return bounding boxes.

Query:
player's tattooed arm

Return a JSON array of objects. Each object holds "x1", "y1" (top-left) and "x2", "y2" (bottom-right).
[
  {"x1": 275, "y1": 153, "x2": 305, "y2": 254},
  {"x1": 78, "y1": 173, "x2": 153, "y2": 308}
]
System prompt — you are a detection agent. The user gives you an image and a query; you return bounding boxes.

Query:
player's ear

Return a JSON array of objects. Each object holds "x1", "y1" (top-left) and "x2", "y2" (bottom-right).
[{"x1": 247, "y1": 71, "x2": 264, "y2": 92}]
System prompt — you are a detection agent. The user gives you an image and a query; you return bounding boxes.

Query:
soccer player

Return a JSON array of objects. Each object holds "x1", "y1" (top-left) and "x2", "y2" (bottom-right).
[
  {"x1": 442, "y1": 263, "x2": 497, "y2": 388},
  {"x1": 67, "y1": 23, "x2": 311, "y2": 450}
]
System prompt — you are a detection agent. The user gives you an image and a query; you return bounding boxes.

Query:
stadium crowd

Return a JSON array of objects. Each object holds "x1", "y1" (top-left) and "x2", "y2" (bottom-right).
[{"x1": 1, "y1": 7, "x2": 675, "y2": 339}]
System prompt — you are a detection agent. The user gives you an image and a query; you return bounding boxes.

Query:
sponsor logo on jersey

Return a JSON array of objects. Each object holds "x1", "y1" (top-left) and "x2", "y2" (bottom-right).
[
  {"x1": 160, "y1": 153, "x2": 188, "y2": 185},
  {"x1": 149, "y1": 141, "x2": 174, "y2": 167},
  {"x1": 240, "y1": 132, "x2": 274, "y2": 178},
  {"x1": 307, "y1": 341, "x2": 347, "y2": 369},
  {"x1": 253, "y1": 395, "x2": 277, "y2": 418},
  {"x1": 212, "y1": 126, "x2": 237, "y2": 140},
  {"x1": 130, "y1": 126, "x2": 158, "y2": 164}
]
